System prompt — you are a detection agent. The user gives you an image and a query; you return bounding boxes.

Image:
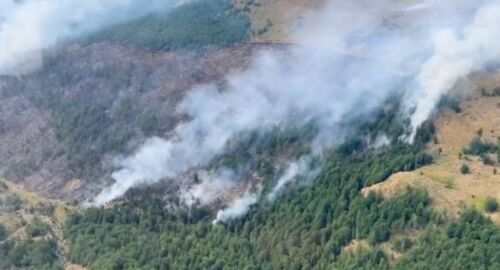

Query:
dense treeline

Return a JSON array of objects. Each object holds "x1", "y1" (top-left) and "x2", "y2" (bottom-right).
[
  {"x1": 335, "y1": 209, "x2": 500, "y2": 270},
  {"x1": 65, "y1": 139, "x2": 437, "y2": 269},
  {"x1": 394, "y1": 209, "x2": 500, "y2": 269},
  {"x1": 0, "y1": 238, "x2": 62, "y2": 270},
  {"x1": 87, "y1": 0, "x2": 250, "y2": 50}
]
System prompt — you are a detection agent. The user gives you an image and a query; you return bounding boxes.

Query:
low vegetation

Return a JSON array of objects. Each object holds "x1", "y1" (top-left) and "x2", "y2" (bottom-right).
[
  {"x1": 460, "y1": 164, "x2": 470, "y2": 174},
  {"x1": 25, "y1": 218, "x2": 50, "y2": 238},
  {"x1": 463, "y1": 136, "x2": 499, "y2": 157},
  {"x1": 484, "y1": 197, "x2": 499, "y2": 213},
  {"x1": 462, "y1": 136, "x2": 499, "y2": 167}
]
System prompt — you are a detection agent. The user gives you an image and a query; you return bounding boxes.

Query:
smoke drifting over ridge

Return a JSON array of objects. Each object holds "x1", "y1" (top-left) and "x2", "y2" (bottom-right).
[
  {"x1": 0, "y1": 0, "x2": 185, "y2": 75},
  {"x1": 407, "y1": 0, "x2": 500, "y2": 137},
  {"x1": 93, "y1": 0, "x2": 500, "y2": 217}
]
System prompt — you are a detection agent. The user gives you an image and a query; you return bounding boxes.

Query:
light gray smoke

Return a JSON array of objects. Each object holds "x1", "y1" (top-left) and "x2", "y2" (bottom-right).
[
  {"x1": 407, "y1": 0, "x2": 500, "y2": 138},
  {"x1": 267, "y1": 162, "x2": 300, "y2": 202},
  {"x1": 180, "y1": 169, "x2": 239, "y2": 207},
  {"x1": 93, "y1": 0, "x2": 499, "y2": 213},
  {"x1": 93, "y1": 0, "x2": 417, "y2": 205},
  {"x1": 266, "y1": 156, "x2": 317, "y2": 202},
  {"x1": 213, "y1": 191, "x2": 260, "y2": 224},
  {"x1": 0, "y1": 0, "x2": 185, "y2": 75}
]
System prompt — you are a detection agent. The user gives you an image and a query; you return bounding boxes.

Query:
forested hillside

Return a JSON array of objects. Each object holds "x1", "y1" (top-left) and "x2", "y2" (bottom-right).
[
  {"x1": 63, "y1": 127, "x2": 500, "y2": 269},
  {"x1": 0, "y1": 0, "x2": 499, "y2": 270}
]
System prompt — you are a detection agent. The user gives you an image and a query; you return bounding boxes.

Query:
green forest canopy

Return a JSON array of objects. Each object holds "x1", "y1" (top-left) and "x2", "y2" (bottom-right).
[{"x1": 87, "y1": 0, "x2": 250, "y2": 50}]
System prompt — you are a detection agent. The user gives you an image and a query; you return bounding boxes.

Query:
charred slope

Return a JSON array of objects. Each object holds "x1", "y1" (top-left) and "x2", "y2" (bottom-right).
[
  {"x1": 0, "y1": 0, "x2": 256, "y2": 201},
  {"x1": 0, "y1": 41, "x2": 274, "y2": 200}
]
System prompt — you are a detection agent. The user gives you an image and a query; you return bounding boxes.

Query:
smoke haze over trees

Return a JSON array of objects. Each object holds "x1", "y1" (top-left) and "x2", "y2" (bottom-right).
[{"x1": 93, "y1": 0, "x2": 500, "y2": 213}]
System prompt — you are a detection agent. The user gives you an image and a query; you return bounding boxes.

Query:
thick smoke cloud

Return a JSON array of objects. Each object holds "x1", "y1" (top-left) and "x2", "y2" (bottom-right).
[
  {"x1": 93, "y1": 0, "x2": 417, "y2": 205},
  {"x1": 0, "y1": 0, "x2": 185, "y2": 75},
  {"x1": 92, "y1": 0, "x2": 500, "y2": 220},
  {"x1": 407, "y1": 0, "x2": 500, "y2": 138}
]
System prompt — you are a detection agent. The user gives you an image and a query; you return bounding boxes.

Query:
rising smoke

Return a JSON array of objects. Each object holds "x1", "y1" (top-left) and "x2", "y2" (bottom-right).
[
  {"x1": 407, "y1": 0, "x2": 500, "y2": 138},
  {"x1": 92, "y1": 1, "x2": 500, "y2": 221},
  {"x1": 213, "y1": 191, "x2": 260, "y2": 224},
  {"x1": 266, "y1": 156, "x2": 317, "y2": 202},
  {"x1": 93, "y1": 0, "x2": 416, "y2": 207},
  {"x1": 180, "y1": 169, "x2": 240, "y2": 207},
  {"x1": 0, "y1": 0, "x2": 185, "y2": 75}
]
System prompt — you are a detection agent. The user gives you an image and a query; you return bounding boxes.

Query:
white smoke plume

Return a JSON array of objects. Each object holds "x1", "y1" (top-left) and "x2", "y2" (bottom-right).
[
  {"x1": 180, "y1": 169, "x2": 238, "y2": 207},
  {"x1": 370, "y1": 134, "x2": 391, "y2": 149},
  {"x1": 93, "y1": 137, "x2": 179, "y2": 206},
  {"x1": 93, "y1": 0, "x2": 415, "y2": 205},
  {"x1": 93, "y1": 0, "x2": 499, "y2": 206},
  {"x1": 267, "y1": 163, "x2": 300, "y2": 202},
  {"x1": 408, "y1": 0, "x2": 500, "y2": 137},
  {"x1": 267, "y1": 157, "x2": 317, "y2": 202},
  {"x1": 0, "y1": 0, "x2": 185, "y2": 75},
  {"x1": 213, "y1": 191, "x2": 260, "y2": 224}
]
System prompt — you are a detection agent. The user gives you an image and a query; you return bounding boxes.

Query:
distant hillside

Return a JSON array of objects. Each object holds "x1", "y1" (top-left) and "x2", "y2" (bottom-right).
[{"x1": 87, "y1": 0, "x2": 250, "y2": 50}]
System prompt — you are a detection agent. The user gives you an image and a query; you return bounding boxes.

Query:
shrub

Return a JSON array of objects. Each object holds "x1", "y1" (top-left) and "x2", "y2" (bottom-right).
[
  {"x1": 0, "y1": 181, "x2": 7, "y2": 192},
  {"x1": 480, "y1": 154, "x2": 495, "y2": 166},
  {"x1": 444, "y1": 180, "x2": 455, "y2": 189},
  {"x1": 463, "y1": 137, "x2": 497, "y2": 156},
  {"x1": 5, "y1": 195, "x2": 22, "y2": 212},
  {"x1": 25, "y1": 219, "x2": 50, "y2": 238},
  {"x1": 484, "y1": 197, "x2": 499, "y2": 213},
  {"x1": 476, "y1": 128, "x2": 483, "y2": 137},
  {"x1": 438, "y1": 95, "x2": 462, "y2": 113},
  {"x1": 0, "y1": 224, "x2": 6, "y2": 241},
  {"x1": 493, "y1": 86, "x2": 500, "y2": 96},
  {"x1": 460, "y1": 164, "x2": 470, "y2": 175}
]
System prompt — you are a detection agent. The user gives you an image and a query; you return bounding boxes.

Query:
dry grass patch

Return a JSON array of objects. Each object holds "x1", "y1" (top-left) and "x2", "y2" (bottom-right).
[
  {"x1": 236, "y1": 0, "x2": 325, "y2": 42},
  {"x1": 363, "y1": 96, "x2": 500, "y2": 222}
]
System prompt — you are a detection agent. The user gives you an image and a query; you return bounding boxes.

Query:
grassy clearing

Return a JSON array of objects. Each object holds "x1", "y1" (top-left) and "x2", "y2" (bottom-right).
[
  {"x1": 363, "y1": 94, "x2": 500, "y2": 223},
  {"x1": 236, "y1": 0, "x2": 325, "y2": 41}
]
